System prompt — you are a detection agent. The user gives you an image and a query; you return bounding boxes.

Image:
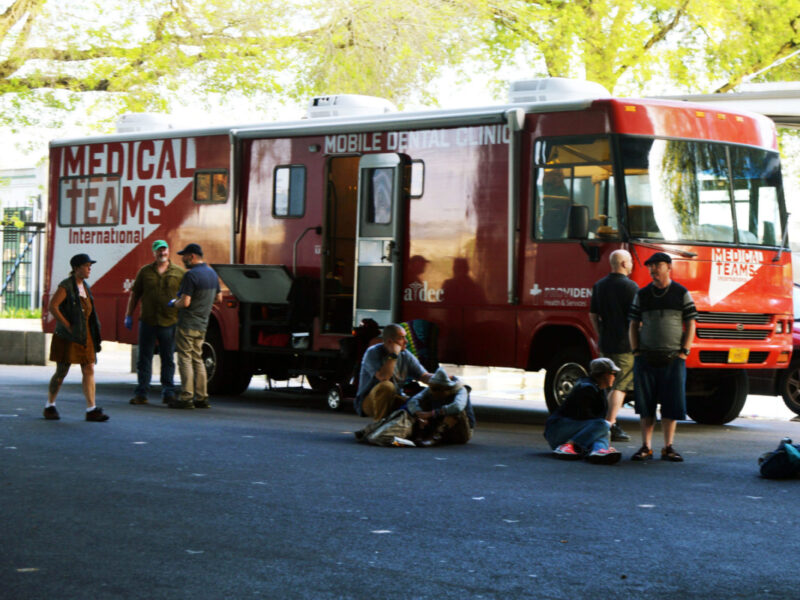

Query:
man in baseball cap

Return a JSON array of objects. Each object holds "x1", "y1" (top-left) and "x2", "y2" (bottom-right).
[
  {"x1": 124, "y1": 239, "x2": 185, "y2": 405},
  {"x1": 544, "y1": 358, "x2": 623, "y2": 464}
]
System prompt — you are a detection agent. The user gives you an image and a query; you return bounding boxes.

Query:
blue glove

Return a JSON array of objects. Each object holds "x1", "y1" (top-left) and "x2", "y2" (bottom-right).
[
  {"x1": 168, "y1": 298, "x2": 177, "y2": 307},
  {"x1": 124, "y1": 315, "x2": 133, "y2": 330}
]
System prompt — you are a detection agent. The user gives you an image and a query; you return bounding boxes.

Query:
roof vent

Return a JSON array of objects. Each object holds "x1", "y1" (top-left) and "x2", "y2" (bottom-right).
[
  {"x1": 508, "y1": 78, "x2": 611, "y2": 104},
  {"x1": 306, "y1": 94, "x2": 398, "y2": 119},
  {"x1": 115, "y1": 113, "x2": 174, "y2": 133}
]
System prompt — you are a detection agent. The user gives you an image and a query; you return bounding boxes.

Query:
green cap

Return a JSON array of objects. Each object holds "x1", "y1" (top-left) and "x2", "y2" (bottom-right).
[{"x1": 152, "y1": 240, "x2": 168, "y2": 251}]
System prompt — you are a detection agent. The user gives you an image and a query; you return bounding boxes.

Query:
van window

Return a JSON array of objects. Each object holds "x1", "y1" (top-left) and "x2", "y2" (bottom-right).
[
  {"x1": 533, "y1": 137, "x2": 619, "y2": 240},
  {"x1": 274, "y1": 165, "x2": 306, "y2": 218},
  {"x1": 194, "y1": 170, "x2": 228, "y2": 204},
  {"x1": 58, "y1": 175, "x2": 121, "y2": 226}
]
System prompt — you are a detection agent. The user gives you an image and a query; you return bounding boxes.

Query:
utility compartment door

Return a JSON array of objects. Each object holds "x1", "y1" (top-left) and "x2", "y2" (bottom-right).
[{"x1": 354, "y1": 153, "x2": 406, "y2": 328}]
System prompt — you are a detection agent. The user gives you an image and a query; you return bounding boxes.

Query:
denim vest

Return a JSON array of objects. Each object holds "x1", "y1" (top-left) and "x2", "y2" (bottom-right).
[{"x1": 54, "y1": 276, "x2": 102, "y2": 352}]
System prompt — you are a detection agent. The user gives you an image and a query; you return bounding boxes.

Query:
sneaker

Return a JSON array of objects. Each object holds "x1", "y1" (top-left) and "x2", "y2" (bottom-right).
[
  {"x1": 661, "y1": 445, "x2": 684, "y2": 462},
  {"x1": 193, "y1": 401, "x2": 211, "y2": 409},
  {"x1": 610, "y1": 423, "x2": 630, "y2": 442},
  {"x1": 168, "y1": 399, "x2": 194, "y2": 410},
  {"x1": 553, "y1": 443, "x2": 582, "y2": 460},
  {"x1": 631, "y1": 445, "x2": 654, "y2": 461},
  {"x1": 587, "y1": 447, "x2": 622, "y2": 465},
  {"x1": 43, "y1": 405, "x2": 60, "y2": 420},
  {"x1": 129, "y1": 395, "x2": 148, "y2": 405},
  {"x1": 86, "y1": 407, "x2": 109, "y2": 422}
]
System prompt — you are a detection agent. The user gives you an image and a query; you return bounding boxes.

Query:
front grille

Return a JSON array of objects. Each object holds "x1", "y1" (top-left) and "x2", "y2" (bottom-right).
[
  {"x1": 696, "y1": 312, "x2": 771, "y2": 325},
  {"x1": 696, "y1": 328, "x2": 769, "y2": 340},
  {"x1": 698, "y1": 351, "x2": 769, "y2": 364}
]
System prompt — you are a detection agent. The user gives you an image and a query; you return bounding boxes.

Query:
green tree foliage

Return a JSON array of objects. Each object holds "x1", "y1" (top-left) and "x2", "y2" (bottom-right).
[
  {"x1": 0, "y1": 0, "x2": 484, "y2": 131},
  {"x1": 485, "y1": 0, "x2": 800, "y2": 94}
]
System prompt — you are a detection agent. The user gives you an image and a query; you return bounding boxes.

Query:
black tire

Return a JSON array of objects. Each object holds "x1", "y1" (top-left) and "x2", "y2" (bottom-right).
[
  {"x1": 202, "y1": 325, "x2": 252, "y2": 396},
  {"x1": 778, "y1": 360, "x2": 800, "y2": 416},
  {"x1": 544, "y1": 347, "x2": 590, "y2": 413},
  {"x1": 326, "y1": 385, "x2": 344, "y2": 411},
  {"x1": 203, "y1": 325, "x2": 226, "y2": 395},
  {"x1": 224, "y1": 354, "x2": 253, "y2": 396},
  {"x1": 686, "y1": 369, "x2": 748, "y2": 425}
]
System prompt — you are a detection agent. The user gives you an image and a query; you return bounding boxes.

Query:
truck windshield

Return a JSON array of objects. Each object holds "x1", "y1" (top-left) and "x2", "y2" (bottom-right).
[{"x1": 621, "y1": 137, "x2": 785, "y2": 247}]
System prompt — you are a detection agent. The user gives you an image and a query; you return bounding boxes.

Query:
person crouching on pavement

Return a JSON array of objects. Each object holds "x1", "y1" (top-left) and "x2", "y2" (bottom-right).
[
  {"x1": 407, "y1": 367, "x2": 475, "y2": 447},
  {"x1": 543, "y1": 358, "x2": 621, "y2": 464}
]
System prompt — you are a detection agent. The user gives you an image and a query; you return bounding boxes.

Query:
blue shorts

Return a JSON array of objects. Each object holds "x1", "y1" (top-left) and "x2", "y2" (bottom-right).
[{"x1": 633, "y1": 356, "x2": 686, "y2": 420}]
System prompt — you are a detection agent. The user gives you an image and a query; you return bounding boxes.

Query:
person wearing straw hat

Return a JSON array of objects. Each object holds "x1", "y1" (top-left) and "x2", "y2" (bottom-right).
[
  {"x1": 543, "y1": 358, "x2": 622, "y2": 464},
  {"x1": 406, "y1": 366, "x2": 475, "y2": 447}
]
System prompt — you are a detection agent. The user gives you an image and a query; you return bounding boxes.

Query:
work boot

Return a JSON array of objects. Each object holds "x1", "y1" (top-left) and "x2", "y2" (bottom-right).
[
  {"x1": 610, "y1": 423, "x2": 630, "y2": 442},
  {"x1": 86, "y1": 407, "x2": 109, "y2": 422},
  {"x1": 129, "y1": 395, "x2": 148, "y2": 405},
  {"x1": 168, "y1": 399, "x2": 194, "y2": 410}
]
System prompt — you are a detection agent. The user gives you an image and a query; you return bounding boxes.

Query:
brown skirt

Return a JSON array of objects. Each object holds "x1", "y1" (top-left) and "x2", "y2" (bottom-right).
[{"x1": 49, "y1": 296, "x2": 96, "y2": 365}]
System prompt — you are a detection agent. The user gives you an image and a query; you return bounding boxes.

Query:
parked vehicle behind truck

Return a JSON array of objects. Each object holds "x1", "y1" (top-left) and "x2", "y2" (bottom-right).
[{"x1": 43, "y1": 79, "x2": 794, "y2": 424}]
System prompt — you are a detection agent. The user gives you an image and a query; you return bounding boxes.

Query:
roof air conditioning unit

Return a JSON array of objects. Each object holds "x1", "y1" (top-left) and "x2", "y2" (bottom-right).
[
  {"x1": 306, "y1": 94, "x2": 398, "y2": 119},
  {"x1": 508, "y1": 78, "x2": 611, "y2": 104},
  {"x1": 116, "y1": 113, "x2": 175, "y2": 133}
]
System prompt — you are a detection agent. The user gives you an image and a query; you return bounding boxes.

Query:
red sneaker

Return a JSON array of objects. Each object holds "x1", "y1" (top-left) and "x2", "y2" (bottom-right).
[{"x1": 553, "y1": 443, "x2": 582, "y2": 460}]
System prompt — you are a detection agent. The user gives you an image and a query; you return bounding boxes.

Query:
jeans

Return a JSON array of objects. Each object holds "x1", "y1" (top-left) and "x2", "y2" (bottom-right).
[
  {"x1": 176, "y1": 327, "x2": 207, "y2": 403},
  {"x1": 544, "y1": 415, "x2": 610, "y2": 452},
  {"x1": 135, "y1": 321, "x2": 177, "y2": 398}
]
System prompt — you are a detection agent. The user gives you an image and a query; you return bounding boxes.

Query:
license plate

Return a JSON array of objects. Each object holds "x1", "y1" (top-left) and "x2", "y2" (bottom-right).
[{"x1": 728, "y1": 348, "x2": 750, "y2": 364}]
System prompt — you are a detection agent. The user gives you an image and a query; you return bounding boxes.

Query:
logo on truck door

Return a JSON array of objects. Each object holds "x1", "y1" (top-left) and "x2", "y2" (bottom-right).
[{"x1": 708, "y1": 248, "x2": 764, "y2": 305}]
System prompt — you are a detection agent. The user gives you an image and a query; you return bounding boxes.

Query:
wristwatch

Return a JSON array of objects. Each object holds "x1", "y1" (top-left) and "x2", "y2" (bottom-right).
[
  {"x1": 681, "y1": 347, "x2": 690, "y2": 356},
  {"x1": 387, "y1": 352, "x2": 399, "y2": 360}
]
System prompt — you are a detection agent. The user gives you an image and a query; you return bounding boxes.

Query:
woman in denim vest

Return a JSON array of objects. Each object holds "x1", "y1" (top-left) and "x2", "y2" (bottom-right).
[{"x1": 43, "y1": 253, "x2": 109, "y2": 422}]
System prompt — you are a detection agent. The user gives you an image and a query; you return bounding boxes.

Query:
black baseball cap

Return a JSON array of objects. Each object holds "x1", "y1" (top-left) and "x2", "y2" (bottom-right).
[
  {"x1": 644, "y1": 251, "x2": 672, "y2": 266},
  {"x1": 70, "y1": 253, "x2": 97, "y2": 269},
  {"x1": 177, "y1": 243, "x2": 203, "y2": 256}
]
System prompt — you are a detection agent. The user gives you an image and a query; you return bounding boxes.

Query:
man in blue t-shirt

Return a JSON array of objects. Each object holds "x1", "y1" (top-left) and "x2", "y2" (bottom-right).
[
  {"x1": 628, "y1": 252, "x2": 697, "y2": 462},
  {"x1": 355, "y1": 323, "x2": 432, "y2": 420},
  {"x1": 169, "y1": 243, "x2": 221, "y2": 410}
]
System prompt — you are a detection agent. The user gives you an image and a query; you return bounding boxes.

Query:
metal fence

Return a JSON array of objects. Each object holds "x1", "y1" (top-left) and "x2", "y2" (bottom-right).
[{"x1": 1, "y1": 222, "x2": 45, "y2": 311}]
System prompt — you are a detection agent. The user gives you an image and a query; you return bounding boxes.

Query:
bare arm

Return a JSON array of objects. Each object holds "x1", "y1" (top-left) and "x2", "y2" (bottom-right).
[
  {"x1": 628, "y1": 320, "x2": 640, "y2": 353},
  {"x1": 175, "y1": 294, "x2": 191, "y2": 309},
  {"x1": 589, "y1": 312, "x2": 601, "y2": 338},
  {"x1": 680, "y1": 320, "x2": 696, "y2": 358},
  {"x1": 49, "y1": 286, "x2": 70, "y2": 329}
]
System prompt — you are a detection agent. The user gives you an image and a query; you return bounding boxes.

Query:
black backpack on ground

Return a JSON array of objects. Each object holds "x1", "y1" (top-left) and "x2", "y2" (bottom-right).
[{"x1": 758, "y1": 438, "x2": 800, "y2": 479}]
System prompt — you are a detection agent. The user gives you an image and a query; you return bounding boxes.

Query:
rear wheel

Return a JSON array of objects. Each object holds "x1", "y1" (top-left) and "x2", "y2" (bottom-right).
[
  {"x1": 686, "y1": 369, "x2": 748, "y2": 425},
  {"x1": 203, "y1": 325, "x2": 225, "y2": 395},
  {"x1": 203, "y1": 325, "x2": 252, "y2": 396},
  {"x1": 778, "y1": 360, "x2": 800, "y2": 416},
  {"x1": 544, "y1": 347, "x2": 590, "y2": 413}
]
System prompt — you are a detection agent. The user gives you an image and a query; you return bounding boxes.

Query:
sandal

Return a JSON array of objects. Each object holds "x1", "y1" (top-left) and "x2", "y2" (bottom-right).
[
  {"x1": 631, "y1": 445, "x2": 653, "y2": 461},
  {"x1": 661, "y1": 445, "x2": 684, "y2": 462}
]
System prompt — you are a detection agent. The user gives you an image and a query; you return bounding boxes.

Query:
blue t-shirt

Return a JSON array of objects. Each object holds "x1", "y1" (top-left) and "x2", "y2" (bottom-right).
[
  {"x1": 354, "y1": 343, "x2": 425, "y2": 416},
  {"x1": 177, "y1": 263, "x2": 220, "y2": 331}
]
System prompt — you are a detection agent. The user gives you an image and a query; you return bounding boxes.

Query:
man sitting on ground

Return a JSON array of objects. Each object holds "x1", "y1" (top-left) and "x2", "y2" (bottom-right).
[
  {"x1": 406, "y1": 366, "x2": 475, "y2": 447},
  {"x1": 354, "y1": 323, "x2": 432, "y2": 421},
  {"x1": 543, "y1": 358, "x2": 622, "y2": 465}
]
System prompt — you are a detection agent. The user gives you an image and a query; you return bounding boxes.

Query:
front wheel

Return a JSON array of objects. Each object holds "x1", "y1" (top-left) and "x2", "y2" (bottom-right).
[
  {"x1": 326, "y1": 385, "x2": 344, "y2": 411},
  {"x1": 686, "y1": 369, "x2": 748, "y2": 425},
  {"x1": 544, "y1": 347, "x2": 590, "y2": 413},
  {"x1": 778, "y1": 361, "x2": 800, "y2": 416}
]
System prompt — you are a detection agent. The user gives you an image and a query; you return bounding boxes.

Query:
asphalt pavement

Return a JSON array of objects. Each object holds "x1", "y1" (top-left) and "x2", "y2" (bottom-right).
[{"x1": 2, "y1": 354, "x2": 800, "y2": 599}]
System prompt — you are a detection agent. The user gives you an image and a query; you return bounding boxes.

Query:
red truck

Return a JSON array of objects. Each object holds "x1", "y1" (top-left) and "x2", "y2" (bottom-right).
[{"x1": 44, "y1": 79, "x2": 793, "y2": 424}]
